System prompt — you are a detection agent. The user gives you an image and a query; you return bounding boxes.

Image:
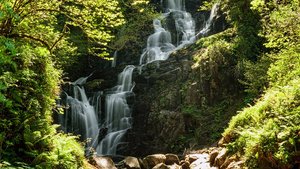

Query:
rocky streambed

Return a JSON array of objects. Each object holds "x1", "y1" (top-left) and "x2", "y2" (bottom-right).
[{"x1": 87, "y1": 146, "x2": 244, "y2": 169}]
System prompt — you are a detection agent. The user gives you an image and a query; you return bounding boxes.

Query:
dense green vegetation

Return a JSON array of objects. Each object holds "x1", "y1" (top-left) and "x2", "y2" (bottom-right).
[
  {"x1": 0, "y1": 0, "x2": 299, "y2": 168},
  {"x1": 0, "y1": 0, "x2": 135, "y2": 168},
  {"x1": 194, "y1": 0, "x2": 300, "y2": 168},
  {"x1": 0, "y1": 35, "x2": 86, "y2": 168},
  {"x1": 0, "y1": 0, "x2": 157, "y2": 167}
]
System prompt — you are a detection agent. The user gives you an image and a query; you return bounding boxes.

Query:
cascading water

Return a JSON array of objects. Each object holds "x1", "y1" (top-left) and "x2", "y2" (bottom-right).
[
  {"x1": 196, "y1": 3, "x2": 219, "y2": 38},
  {"x1": 112, "y1": 51, "x2": 117, "y2": 68},
  {"x1": 140, "y1": 0, "x2": 219, "y2": 66},
  {"x1": 96, "y1": 65, "x2": 135, "y2": 155},
  {"x1": 58, "y1": 76, "x2": 99, "y2": 154},
  {"x1": 140, "y1": 0, "x2": 196, "y2": 65},
  {"x1": 58, "y1": 0, "x2": 219, "y2": 156}
]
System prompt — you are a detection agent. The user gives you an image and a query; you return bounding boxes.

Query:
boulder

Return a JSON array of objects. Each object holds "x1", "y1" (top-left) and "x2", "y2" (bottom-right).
[
  {"x1": 214, "y1": 148, "x2": 227, "y2": 167},
  {"x1": 189, "y1": 158, "x2": 213, "y2": 169},
  {"x1": 217, "y1": 137, "x2": 225, "y2": 147},
  {"x1": 226, "y1": 161, "x2": 244, "y2": 169},
  {"x1": 209, "y1": 149, "x2": 219, "y2": 166},
  {"x1": 220, "y1": 157, "x2": 235, "y2": 169},
  {"x1": 165, "y1": 154, "x2": 180, "y2": 165},
  {"x1": 124, "y1": 156, "x2": 141, "y2": 169},
  {"x1": 89, "y1": 156, "x2": 117, "y2": 169},
  {"x1": 153, "y1": 163, "x2": 169, "y2": 169},
  {"x1": 143, "y1": 154, "x2": 166, "y2": 169},
  {"x1": 168, "y1": 163, "x2": 181, "y2": 169},
  {"x1": 185, "y1": 154, "x2": 209, "y2": 164},
  {"x1": 180, "y1": 160, "x2": 190, "y2": 169}
]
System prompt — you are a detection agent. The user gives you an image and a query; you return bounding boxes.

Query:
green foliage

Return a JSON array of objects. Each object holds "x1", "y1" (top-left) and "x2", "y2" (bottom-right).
[
  {"x1": 112, "y1": 0, "x2": 158, "y2": 58},
  {"x1": 170, "y1": 134, "x2": 193, "y2": 152},
  {"x1": 182, "y1": 99, "x2": 243, "y2": 146},
  {"x1": 251, "y1": 0, "x2": 300, "y2": 50},
  {"x1": 268, "y1": 46, "x2": 300, "y2": 87},
  {"x1": 177, "y1": 30, "x2": 245, "y2": 146},
  {"x1": 0, "y1": 0, "x2": 125, "y2": 68},
  {"x1": 222, "y1": 1, "x2": 300, "y2": 168},
  {"x1": 0, "y1": 37, "x2": 85, "y2": 168},
  {"x1": 225, "y1": 79, "x2": 300, "y2": 168},
  {"x1": 33, "y1": 133, "x2": 85, "y2": 169},
  {"x1": 222, "y1": 0, "x2": 264, "y2": 60},
  {"x1": 0, "y1": 0, "x2": 128, "y2": 166},
  {"x1": 198, "y1": 0, "x2": 219, "y2": 11},
  {"x1": 238, "y1": 55, "x2": 271, "y2": 102},
  {"x1": 192, "y1": 1, "x2": 300, "y2": 168}
]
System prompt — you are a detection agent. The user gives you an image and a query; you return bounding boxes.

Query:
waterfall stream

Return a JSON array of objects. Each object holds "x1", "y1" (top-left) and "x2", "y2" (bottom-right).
[
  {"x1": 58, "y1": 76, "x2": 99, "y2": 154},
  {"x1": 59, "y1": 0, "x2": 219, "y2": 156},
  {"x1": 96, "y1": 65, "x2": 135, "y2": 155}
]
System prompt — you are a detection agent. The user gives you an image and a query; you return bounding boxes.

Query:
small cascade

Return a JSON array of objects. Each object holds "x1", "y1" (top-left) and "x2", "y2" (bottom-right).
[
  {"x1": 196, "y1": 3, "x2": 219, "y2": 37},
  {"x1": 140, "y1": 0, "x2": 219, "y2": 66},
  {"x1": 112, "y1": 51, "x2": 117, "y2": 68},
  {"x1": 59, "y1": 76, "x2": 99, "y2": 154},
  {"x1": 166, "y1": 0, "x2": 185, "y2": 11},
  {"x1": 96, "y1": 65, "x2": 135, "y2": 155},
  {"x1": 140, "y1": 0, "x2": 196, "y2": 65},
  {"x1": 139, "y1": 19, "x2": 175, "y2": 65}
]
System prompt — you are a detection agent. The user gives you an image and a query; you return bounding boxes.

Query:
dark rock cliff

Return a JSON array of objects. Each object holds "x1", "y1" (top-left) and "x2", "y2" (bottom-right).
[{"x1": 123, "y1": 38, "x2": 243, "y2": 156}]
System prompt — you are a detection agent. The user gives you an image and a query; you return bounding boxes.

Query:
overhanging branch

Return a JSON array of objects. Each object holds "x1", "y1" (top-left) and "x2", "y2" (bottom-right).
[{"x1": 10, "y1": 33, "x2": 51, "y2": 51}]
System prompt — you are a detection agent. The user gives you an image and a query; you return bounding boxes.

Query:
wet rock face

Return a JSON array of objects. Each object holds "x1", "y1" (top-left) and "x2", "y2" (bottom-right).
[
  {"x1": 128, "y1": 56, "x2": 193, "y2": 155},
  {"x1": 147, "y1": 110, "x2": 185, "y2": 152}
]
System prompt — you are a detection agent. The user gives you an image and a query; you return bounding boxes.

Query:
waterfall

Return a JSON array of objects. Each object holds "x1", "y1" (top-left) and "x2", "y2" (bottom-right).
[
  {"x1": 196, "y1": 3, "x2": 219, "y2": 37},
  {"x1": 140, "y1": 1, "x2": 219, "y2": 66},
  {"x1": 58, "y1": 76, "x2": 99, "y2": 154},
  {"x1": 140, "y1": 0, "x2": 195, "y2": 65},
  {"x1": 96, "y1": 65, "x2": 135, "y2": 155},
  {"x1": 58, "y1": 0, "x2": 219, "y2": 156},
  {"x1": 112, "y1": 51, "x2": 117, "y2": 68}
]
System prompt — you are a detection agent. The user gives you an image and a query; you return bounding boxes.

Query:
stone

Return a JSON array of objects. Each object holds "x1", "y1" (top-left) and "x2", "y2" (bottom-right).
[
  {"x1": 219, "y1": 135, "x2": 232, "y2": 146},
  {"x1": 190, "y1": 158, "x2": 217, "y2": 169},
  {"x1": 209, "y1": 149, "x2": 219, "y2": 166},
  {"x1": 226, "y1": 161, "x2": 244, "y2": 169},
  {"x1": 185, "y1": 154, "x2": 209, "y2": 164},
  {"x1": 165, "y1": 154, "x2": 180, "y2": 165},
  {"x1": 84, "y1": 160, "x2": 98, "y2": 169},
  {"x1": 152, "y1": 163, "x2": 169, "y2": 169},
  {"x1": 220, "y1": 157, "x2": 235, "y2": 169},
  {"x1": 89, "y1": 156, "x2": 117, "y2": 169},
  {"x1": 124, "y1": 156, "x2": 141, "y2": 169},
  {"x1": 181, "y1": 160, "x2": 190, "y2": 169},
  {"x1": 168, "y1": 163, "x2": 181, "y2": 169},
  {"x1": 217, "y1": 137, "x2": 225, "y2": 147},
  {"x1": 143, "y1": 154, "x2": 166, "y2": 169},
  {"x1": 214, "y1": 148, "x2": 227, "y2": 167}
]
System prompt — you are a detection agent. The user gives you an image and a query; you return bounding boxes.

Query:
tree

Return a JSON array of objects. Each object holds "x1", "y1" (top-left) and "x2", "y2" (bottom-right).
[{"x1": 0, "y1": 0, "x2": 125, "y2": 62}]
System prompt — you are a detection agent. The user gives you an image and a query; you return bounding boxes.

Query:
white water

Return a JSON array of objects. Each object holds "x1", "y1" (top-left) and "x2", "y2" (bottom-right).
[
  {"x1": 112, "y1": 51, "x2": 117, "y2": 68},
  {"x1": 196, "y1": 3, "x2": 219, "y2": 37},
  {"x1": 140, "y1": 0, "x2": 195, "y2": 65},
  {"x1": 59, "y1": 77, "x2": 99, "y2": 154},
  {"x1": 96, "y1": 65, "x2": 135, "y2": 155},
  {"x1": 59, "y1": 0, "x2": 219, "y2": 156},
  {"x1": 140, "y1": 0, "x2": 219, "y2": 66}
]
